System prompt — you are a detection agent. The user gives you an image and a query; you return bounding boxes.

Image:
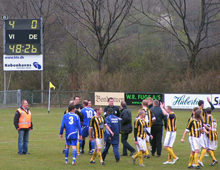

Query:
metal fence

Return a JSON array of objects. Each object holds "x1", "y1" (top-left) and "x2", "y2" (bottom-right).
[
  {"x1": 20, "y1": 90, "x2": 95, "y2": 108},
  {"x1": 0, "y1": 90, "x2": 21, "y2": 108}
]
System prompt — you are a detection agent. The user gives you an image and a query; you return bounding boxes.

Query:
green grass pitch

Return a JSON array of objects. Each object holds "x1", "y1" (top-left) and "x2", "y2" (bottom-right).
[{"x1": 0, "y1": 107, "x2": 219, "y2": 170}]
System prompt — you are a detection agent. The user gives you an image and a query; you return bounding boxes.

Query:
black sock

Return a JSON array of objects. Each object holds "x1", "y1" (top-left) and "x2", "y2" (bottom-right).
[
  {"x1": 82, "y1": 140, "x2": 85, "y2": 150},
  {"x1": 89, "y1": 141, "x2": 91, "y2": 151}
]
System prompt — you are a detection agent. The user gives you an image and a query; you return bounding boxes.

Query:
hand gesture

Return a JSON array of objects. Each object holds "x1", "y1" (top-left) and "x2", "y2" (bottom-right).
[{"x1": 207, "y1": 97, "x2": 211, "y2": 102}]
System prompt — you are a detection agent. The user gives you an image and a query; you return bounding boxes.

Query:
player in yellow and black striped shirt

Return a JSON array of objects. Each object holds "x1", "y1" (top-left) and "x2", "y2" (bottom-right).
[
  {"x1": 160, "y1": 104, "x2": 178, "y2": 164},
  {"x1": 89, "y1": 106, "x2": 113, "y2": 165},
  {"x1": 205, "y1": 108, "x2": 218, "y2": 166},
  {"x1": 181, "y1": 109, "x2": 208, "y2": 169},
  {"x1": 132, "y1": 110, "x2": 153, "y2": 167},
  {"x1": 137, "y1": 100, "x2": 156, "y2": 158}
]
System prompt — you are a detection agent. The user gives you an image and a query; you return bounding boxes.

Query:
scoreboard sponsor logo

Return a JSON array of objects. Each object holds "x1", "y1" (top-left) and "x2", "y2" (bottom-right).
[{"x1": 3, "y1": 54, "x2": 43, "y2": 71}]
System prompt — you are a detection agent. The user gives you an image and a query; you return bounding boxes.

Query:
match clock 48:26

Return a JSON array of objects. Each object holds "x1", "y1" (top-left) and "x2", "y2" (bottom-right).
[{"x1": 6, "y1": 44, "x2": 40, "y2": 54}]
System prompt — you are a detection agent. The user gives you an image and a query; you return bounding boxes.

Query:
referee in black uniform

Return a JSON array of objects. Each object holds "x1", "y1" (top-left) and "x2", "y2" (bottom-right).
[{"x1": 150, "y1": 100, "x2": 167, "y2": 157}]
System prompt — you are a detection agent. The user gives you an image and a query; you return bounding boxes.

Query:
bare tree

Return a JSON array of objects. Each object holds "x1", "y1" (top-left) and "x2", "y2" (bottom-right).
[
  {"x1": 133, "y1": 0, "x2": 220, "y2": 77},
  {"x1": 55, "y1": 0, "x2": 133, "y2": 71}
]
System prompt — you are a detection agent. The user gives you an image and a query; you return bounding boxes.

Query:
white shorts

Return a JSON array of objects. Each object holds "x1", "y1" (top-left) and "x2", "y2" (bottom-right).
[
  {"x1": 95, "y1": 138, "x2": 103, "y2": 149},
  {"x1": 145, "y1": 127, "x2": 151, "y2": 142},
  {"x1": 164, "y1": 131, "x2": 176, "y2": 148},
  {"x1": 199, "y1": 133, "x2": 208, "y2": 148},
  {"x1": 207, "y1": 139, "x2": 218, "y2": 150},
  {"x1": 136, "y1": 137, "x2": 146, "y2": 151},
  {"x1": 189, "y1": 136, "x2": 200, "y2": 151}
]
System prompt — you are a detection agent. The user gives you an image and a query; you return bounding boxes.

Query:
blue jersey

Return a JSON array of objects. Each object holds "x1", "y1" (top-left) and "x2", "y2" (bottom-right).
[
  {"x1": 104, "y1": 114, "x2": 121, "y2": 144},
  {"x1": 80, "y1": 107, "x2": 95, "y2": 126},
  {"x1": 60, "y1": 112, "x2": 82, "y2": 140}
]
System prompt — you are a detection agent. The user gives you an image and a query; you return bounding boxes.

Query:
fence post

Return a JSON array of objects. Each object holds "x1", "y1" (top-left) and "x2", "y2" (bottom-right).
[{"x1": 17, "y1": 89, "x2": 21, "y2": 107}]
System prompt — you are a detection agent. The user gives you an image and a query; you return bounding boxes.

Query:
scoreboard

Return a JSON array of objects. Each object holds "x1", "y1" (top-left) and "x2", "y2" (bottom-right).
[
  {"x1": 4, "y1": 19, "x2": 42, "y2": 55},
  {"x1": 3, "y1": 18, "x2": 43, "y2": 71}
]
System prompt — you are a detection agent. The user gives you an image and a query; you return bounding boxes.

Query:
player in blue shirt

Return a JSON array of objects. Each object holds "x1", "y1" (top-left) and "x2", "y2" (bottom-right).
[
  {"x1": 102, "y1": 108, "x2": 121, "y2": 162},
  {"x1": 80, "y1": 100, "x2": 95, "y2": 154},
  {"x1": 60, "y1": 104, "x2": 82, "y2": 165}
]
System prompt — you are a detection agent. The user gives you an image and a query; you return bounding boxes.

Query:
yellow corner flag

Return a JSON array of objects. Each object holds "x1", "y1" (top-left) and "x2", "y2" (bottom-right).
[{"x1": 49, "y1": 82, "x2": 55, "y2": 89}]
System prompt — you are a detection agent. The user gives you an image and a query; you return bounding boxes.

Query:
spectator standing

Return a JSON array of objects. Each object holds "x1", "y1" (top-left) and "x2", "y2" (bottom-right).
[{"x1": 120, "y1": 101, "x2": 135, "y2": 156}]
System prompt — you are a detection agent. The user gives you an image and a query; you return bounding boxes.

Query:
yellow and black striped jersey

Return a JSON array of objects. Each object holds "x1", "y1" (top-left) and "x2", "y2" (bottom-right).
[
  {"x1": 134, "y1": 118, "x2": 148, "y2": 141},
  {"x1": 166, "y1": 112, "x2": 177, "y2": 132},
  {"x1": 90, "y1": 116, "x2": 105, "y2": 139},
  {"x1": 186, "y1": 118, "x2": 204, "y2": 138},
  {"x1": 137, "y1": 108, "x2": 155, "y2": 127},
  {"x1": 206, "y1": 114, "x2": 218, "y2": 141}
]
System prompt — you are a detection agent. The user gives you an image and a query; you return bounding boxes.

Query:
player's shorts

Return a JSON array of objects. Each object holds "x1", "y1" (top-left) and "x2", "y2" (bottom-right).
[
  {"x1": 136, "y1": 137, "x2": 146, "y2": 151},
  {"x1": 189, "y1": 136, "x2": 200, "y2": 151},
  {"x1": 66, "y1": 138, "x2": 78, "y2": 146},
  {"x1": 82, "y1": 126, "x2": 89, "y2": 138},
  {"x1": 164, "y1": 131, "x2": 176, "y2": 147},
  {"x1": 199, "y1": 133, "x2": 208, "y2": 148},
  {"x1": 95, "y1": 138, "x2": 103, "y2": 149},
  {"x1": 207, "y1": 139, "x2": 218, "y2": 150},
  {"x1": 145, "y1": 127, "x2": 151, "y2": 142}
]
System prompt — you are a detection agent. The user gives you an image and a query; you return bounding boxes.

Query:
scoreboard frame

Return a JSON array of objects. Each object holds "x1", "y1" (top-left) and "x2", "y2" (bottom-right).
[{"x1": 4, "y1": 19, "x2": 43, "y2": 55}]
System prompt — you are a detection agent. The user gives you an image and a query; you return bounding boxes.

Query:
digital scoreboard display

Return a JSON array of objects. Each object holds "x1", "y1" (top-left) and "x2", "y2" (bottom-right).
[{"x1": 4, "y1": 19, "x2": 42, "y2": 55}]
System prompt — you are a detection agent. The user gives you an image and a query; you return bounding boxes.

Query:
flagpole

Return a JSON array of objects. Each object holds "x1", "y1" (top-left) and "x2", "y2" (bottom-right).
[{"x1": 48, "y1": 82, "x2": 51, "y2": 114}]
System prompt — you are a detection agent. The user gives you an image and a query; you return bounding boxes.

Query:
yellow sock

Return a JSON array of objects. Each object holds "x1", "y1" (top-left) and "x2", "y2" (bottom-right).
[
  {"x1": 77, "y1": 142, "x2": 80, "y2": 154},
  {"x1": 90, "y1": 150, "x2": 97, "y2": 161},
  {"x1": 134, "y1": 151, "x2": 142, "y2": 159},
  {"x1": 188, "y1": 154, "x2": 193, "y2": 166},
  {"x1": 97, "y1": 152, "x2": 103, "y2": 162},
  {"x1": 144, "y1": 149, "x2": 149, "y2": 156},
  {"x1": 165, "y1": 147, "x2": 177, "y2": 159},
  {"x1": 146, "y1": 142, "x2": 150, "y2": 150},
  {"x1": 194, "y1": 153, "x2": 199, "y2": 166},
  {"x1": 199, "y1": 149, "x2": 206, "y2": 162},
  {"x1": 139, "y1": 152, "x2": 143, "y2": 165},
  {"x1": 209, "y1": 150, "x2": 217, "y2": 161},
  {"x1": 168, "y1": 153, "x2": 172, "y2": 162}
]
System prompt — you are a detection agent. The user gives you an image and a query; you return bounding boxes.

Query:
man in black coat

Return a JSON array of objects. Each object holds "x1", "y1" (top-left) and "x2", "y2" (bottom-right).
[
  {"x1": 120, "y1": 101, "x2": 135, "y2": 156},
  {"x1": 104, "y1": 97, "x2": 120, "y2": 118},
  {"x1": 150, "y1": 100, "x2": 167, "y2": 157}
]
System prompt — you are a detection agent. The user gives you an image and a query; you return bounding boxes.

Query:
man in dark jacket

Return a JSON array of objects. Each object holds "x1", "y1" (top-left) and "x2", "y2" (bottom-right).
[
  {"x1": 150, "y1": 100, "x2": 167, "y2": 157},
  {"x1": 104, "y1": 97, "x2": 120, "y2": 118},
  {"x1": 102, "y1": 108, "x2": 121, "y2": 162},
  {"x1": 120, "y1": 101, "x2": 135, "y2": 156}
]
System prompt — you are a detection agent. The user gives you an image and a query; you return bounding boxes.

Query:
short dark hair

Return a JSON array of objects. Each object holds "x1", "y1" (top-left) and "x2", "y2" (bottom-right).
[
  {"x1": 195, "y1": 109, "x2": 202, "y2": 119},
  {"x1": 198, "y1": 100, "x2": 204, "y2": 106},
  {"x1": 121, "y1": 101, "x2": 127, "y2": 108},
  {"x1": 94, "y1": 106, "x2": 102, "y2": 112},
  {"x1": 206, "y1": 107, "x2": 212, "y2": 114},
  {"x1": 153, "y1": 100, "x2": 159, "y2": 106},
  {"x1": 73, "y1": 96, "x2": 80, "y2": 100},
  {"x1": 193, "y1": 107, "x2": 199, "y2": 112},
  {"x1": 83, "y1": 100, "x2": 88, "y2": 106},
  {"x1": 68, "y1": 104, "x2": 76, "y2": 112},
  {"x1": 166, "y1": 105, "x2": 172, "y2": 111},
  {"x1": 108, "y1": 97, "x2": 114, "y2": 102},
  {"x1": 107, "y1": 108, "x2": 114, "y2": 114}
]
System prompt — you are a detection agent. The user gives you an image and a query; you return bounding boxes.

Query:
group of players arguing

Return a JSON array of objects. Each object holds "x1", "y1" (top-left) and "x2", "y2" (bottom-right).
[{"x1": 59, "y1": 96, "x2": 218, "y2": 168}]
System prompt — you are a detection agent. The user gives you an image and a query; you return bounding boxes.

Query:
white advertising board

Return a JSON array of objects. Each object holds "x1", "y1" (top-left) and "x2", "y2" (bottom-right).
[
  {"x1": 211, "y1": 94, "x2": 220, "y2": 109},
  {"x1": 3, "y1": 54, "x2": 43, "y2": 71},
  {"x1": 164, "y1": 94, "x2": 212, "y2": 109},
  {"x1": 94, "y1": 92, "x2": 124, "y2": 106}
]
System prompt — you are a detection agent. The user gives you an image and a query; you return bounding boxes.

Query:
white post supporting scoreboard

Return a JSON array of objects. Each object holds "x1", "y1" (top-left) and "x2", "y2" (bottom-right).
[{"x1": 3, "y1": 18, "x2": 43, "y2": 104}]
